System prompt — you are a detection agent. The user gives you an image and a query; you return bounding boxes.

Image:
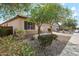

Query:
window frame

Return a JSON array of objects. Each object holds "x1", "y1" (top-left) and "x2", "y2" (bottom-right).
[{"x1": 24, "y1": 21, "x2": 35, "y2": 30}]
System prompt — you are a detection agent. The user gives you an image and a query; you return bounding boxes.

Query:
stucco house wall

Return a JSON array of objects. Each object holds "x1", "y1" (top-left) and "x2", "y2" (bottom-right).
[
  {"x1": 1, "y1": 15, "x2": 57, "y2": 33},
  {"x1": 1, "y1": 17, "x2": 25, "y2": 32},
  {"x1": 41, "y1": 24, "x2": 49, "y2": 32}
]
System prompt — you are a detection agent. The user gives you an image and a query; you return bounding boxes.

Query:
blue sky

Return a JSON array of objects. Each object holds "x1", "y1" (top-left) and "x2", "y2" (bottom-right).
[
  {"x1": 62, "y1": 3, "x2": 79, "y2": 26},
  {"x1": 0, "y1": 3, "x2": 79, "y2": 26}
]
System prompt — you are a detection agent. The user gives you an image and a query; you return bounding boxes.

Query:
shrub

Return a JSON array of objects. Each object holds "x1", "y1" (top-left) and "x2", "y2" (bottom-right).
[
  {"x1": 38, "y1": 34, "x2": 57, "y2": 48},
  {"x1": 0, "y1": 35, "x2": 34, "y2": 56},
  {"x1": 15, "y1": 30, "x2": 26, "y2": 40},
  {"x1": 0, "y1": 27, "x2": 13, "y2": 37},
  {"x1": 16, "y1": 30, "x2": 25, "y2": 34}
]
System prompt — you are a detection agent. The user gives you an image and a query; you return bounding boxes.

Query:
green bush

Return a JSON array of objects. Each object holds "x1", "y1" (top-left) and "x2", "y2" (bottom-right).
[
  {"x1": 38, "y1": 34, "x2": 57, "y2": 48},
  {"x1": 0, "y1": 28, "x2": 6, "y2": 36},
  {"x1": 16, "y1": 30, "x2": 25, "y2": 34},
  {"x1": 0, "y1": 27, "x2": 13, "y2": 37},
  {"x1": 0, "y1": 35, "x2": 34, "y2": 56},
  {"x1": 14, "y1": 30, "x2": 26, "y2": 40}
]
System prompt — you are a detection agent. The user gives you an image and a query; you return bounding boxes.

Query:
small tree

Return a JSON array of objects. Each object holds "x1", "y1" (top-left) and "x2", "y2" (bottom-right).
[{"x1": 29, "y1": 4, "x2": 49, "y2": 36}]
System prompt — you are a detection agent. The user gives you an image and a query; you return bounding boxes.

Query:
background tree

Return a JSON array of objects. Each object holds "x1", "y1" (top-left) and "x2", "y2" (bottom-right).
[
  {"x1": 0, "y1": 3, "x2": 31, "y2": 20},
  {"x1": 55, "y1": 7, "x2": 72, "y2": 31},
  {"x1": 62, "y1": 18, "x2": 77, "y2": 31}
]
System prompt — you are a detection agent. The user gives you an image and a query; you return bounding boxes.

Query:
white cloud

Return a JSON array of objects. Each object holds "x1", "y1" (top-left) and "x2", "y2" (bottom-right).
[
  {"x1": 71, "y1": 7, "x2": 78, "y2": 17},
  {"x1": 73, "y1": 12, "x2": 77, "y2": 17},
  {"x1": 71, "y1": 7, "x2": 76, "y2": 11}
]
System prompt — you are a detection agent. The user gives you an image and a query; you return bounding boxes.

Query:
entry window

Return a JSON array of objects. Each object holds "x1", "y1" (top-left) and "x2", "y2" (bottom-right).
[{"x1": 24, "y1": 21, "x2": 35, "y2": 30}]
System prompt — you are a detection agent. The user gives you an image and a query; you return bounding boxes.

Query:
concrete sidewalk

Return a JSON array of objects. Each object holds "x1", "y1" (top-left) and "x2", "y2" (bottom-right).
[
  {"x1": 34, "y1": 32, "x2": 72, "y2": 40},
  {"x1": 52, "y1": 32, "x2": 72, "y2": 37},
  {"x1": 35, "y1": 32, "x2": 72, "y2": 37},
  {"x1": 60, "y1": 33, "x2": 79, "y2": 56}
]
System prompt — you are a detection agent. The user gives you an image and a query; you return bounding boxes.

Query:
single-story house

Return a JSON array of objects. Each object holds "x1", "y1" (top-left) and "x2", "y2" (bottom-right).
[
  {"x1": 0, "y1": 15, "x2": 59, "y2": 33},
  {"x1": 0, "y1": 15, "x2": 49, "y2": 33}
]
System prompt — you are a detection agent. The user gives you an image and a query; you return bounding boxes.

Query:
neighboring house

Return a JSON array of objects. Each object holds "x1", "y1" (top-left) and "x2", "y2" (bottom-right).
[{"x1": 0, "y1": 15, "x2": 59, "y2": 33}]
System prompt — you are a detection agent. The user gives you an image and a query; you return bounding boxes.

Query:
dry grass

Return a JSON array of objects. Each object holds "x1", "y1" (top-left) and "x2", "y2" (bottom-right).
[{"x1": 0, "y1": 35, "x2": 34, "y2": 56}]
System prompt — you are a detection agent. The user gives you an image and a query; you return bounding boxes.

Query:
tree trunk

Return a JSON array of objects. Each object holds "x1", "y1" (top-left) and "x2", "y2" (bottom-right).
[
  {"x1": 50, "y1": 24, "x2": 53, "y2": 34},
  {"x1": 38, "y1": 25, "x2": 41, "y2": 36},
  {"x1": 50, "y1": 23, "x2": 53, "y2": 34}
]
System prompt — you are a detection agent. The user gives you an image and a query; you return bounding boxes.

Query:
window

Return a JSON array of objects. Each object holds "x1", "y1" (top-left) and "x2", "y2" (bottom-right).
[{"x1": 24, "y1": 21, "x2": 35, "y2": 30}]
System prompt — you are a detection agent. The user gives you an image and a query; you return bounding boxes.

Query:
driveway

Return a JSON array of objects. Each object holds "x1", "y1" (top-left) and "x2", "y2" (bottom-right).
[{"x1": 60, "y1": 33, "x2": 79, "y2": 56}]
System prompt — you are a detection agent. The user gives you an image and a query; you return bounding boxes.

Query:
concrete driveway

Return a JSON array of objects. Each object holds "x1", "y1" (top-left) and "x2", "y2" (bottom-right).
[{"x1": 60, "y1": 33, "x2": 79, "y2": 56}]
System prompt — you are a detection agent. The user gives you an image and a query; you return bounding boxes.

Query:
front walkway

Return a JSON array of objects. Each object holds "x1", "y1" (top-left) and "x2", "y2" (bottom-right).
[{"x1": 60, "y1": 33, "x2": 79, "y2": 56}]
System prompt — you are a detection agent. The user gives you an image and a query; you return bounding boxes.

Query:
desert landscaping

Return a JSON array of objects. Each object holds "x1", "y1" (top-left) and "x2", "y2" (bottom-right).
[{"x1": 0, "y1": 3, "x2": 78, "y2": 56}]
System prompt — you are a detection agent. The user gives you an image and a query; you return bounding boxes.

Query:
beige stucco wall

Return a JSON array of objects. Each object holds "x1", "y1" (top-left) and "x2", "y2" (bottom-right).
[
  {"x1": 1, "y1": 17, "x2": 55, "y2": 33},
  {"x1": 1, "y1": 18, "x2": 25, "y2": 32},
  {"x1": 35, "y1": 24, "x2": 50, "y2": 32}
]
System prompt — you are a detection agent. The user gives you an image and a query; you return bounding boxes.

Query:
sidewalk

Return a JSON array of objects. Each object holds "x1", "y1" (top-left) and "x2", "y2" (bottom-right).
[
  {"x1": 34, "y1": 32, "x2": 72, "y2": 40},
  {"x1": 35, "y1": 32, "x2": 72, "y2": 37},
  {"x1": 52, "y1": 32, "x2": 72, "y2": 37},
  {"x1": 60, "y1": 33, "x2": 79, "y2": 56}
]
